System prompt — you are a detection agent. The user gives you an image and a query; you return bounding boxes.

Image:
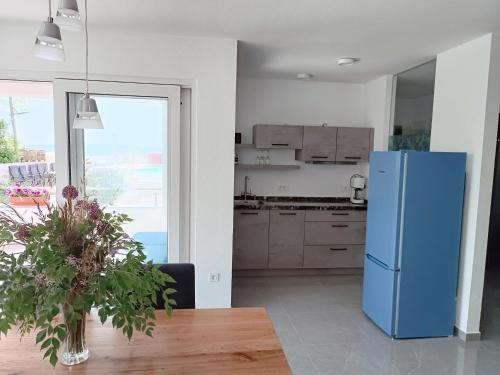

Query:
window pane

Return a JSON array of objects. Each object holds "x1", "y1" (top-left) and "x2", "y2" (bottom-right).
[
  {"x1": 390, "y1": 60, "x2": 436, "y2": 151},
  {"x1": 69, "y1": 93, "x2": 169, "y2": 264},
  {"x1": 0, "y1": 81, "x2": 55, "y2": 254}
]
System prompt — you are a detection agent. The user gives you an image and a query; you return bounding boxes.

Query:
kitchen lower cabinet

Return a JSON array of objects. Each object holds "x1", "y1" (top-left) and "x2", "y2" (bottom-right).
[
  {"x1": 269, "y1": 210, "x2": 305, "y2": 268},
  {"x1": 303, "y1": 245, "x2": 365, "y2": 268},
  {"x1": 233, "y1": 210, "x2": 269, "y2": 269},
  {"x1": 232, "y1": 208, "x2": 367, "y2": 270}
]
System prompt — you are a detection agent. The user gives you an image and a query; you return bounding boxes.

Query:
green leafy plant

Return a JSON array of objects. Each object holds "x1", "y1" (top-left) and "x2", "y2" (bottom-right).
[
  {"x1": 0, "y1": 185, "x2": 175, "y2": 366},
  {"x1": 0, "y1": 119, "x2": 17, "y2": 163}
]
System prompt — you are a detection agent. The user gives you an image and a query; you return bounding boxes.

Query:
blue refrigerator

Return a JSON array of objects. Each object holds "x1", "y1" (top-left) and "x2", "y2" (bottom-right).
[{"x1": 362, "y1": 151, "x2": 466, "y2": 338}]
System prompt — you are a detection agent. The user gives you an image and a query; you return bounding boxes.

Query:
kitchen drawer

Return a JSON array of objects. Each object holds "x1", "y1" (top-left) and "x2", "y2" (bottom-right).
[
  {"x1": 253, "y1": 125, "x2": 303, "y2": 149},
  {"x1": 304, "y1": 221, "x2": 366, "y2": 245},
  {"x1": 303, "y1": 245, "x2": 365, "y2": 268},
  {"x1": 305, "y1": 210, "x2": 366, "y2": 222}
]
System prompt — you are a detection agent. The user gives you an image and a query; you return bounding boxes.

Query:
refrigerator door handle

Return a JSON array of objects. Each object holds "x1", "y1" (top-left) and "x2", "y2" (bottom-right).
[
  {"x1": 366, "y1": 253, "x2": 400, "y2": 272},
  {"x1": 366, "y1": 254, "x2": 389, "y2": 270}
]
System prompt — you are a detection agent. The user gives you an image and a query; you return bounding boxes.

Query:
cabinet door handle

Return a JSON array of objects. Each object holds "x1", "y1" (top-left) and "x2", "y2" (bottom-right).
[
  {"x1": 311, "y1": 156, "x2": 328, "y2": 159},
  {"x1": 331, "y1": 224, "x2": 349, "y2": 228},
  {"x1": 240, "y1": 212, "x2": 259, "y2": 215},
  {"x1": 345, "y1": 156, "x2": 362, "y2": 160},
  {"x1": 331, "y1": 212, "x2": 349, "y2": 216},
  {"x1": 279, "y1": 212, "x2": 297, "y2": 216},
  {"x1": 271, "y1": 143, "x2": 289, "y2": 146},
  {"x1": 329, "y1": 247, "x2": 348, "y2": 251}
]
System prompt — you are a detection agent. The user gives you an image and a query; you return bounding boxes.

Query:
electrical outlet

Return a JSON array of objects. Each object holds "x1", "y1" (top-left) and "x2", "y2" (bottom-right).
[
  {"x1": 209, "y1": 272, "x2": 220, "y2": 283},
  {"x1": 278, "y1": 185, "x2": 289, "y2": 192}
]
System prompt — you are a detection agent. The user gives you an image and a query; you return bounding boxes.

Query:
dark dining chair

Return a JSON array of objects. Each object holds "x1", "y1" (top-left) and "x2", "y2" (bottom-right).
[{"x1": 153, "y1": 263, "x2": 195, "y2": 310}]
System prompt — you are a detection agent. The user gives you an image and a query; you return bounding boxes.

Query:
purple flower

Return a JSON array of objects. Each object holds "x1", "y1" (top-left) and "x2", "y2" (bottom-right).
[
  {"x1": 88, "y1": 201, "x2": 102, "y2": 220},
  {"x1": 62, "y1": 185, "x2": 79, "y2": 200}
]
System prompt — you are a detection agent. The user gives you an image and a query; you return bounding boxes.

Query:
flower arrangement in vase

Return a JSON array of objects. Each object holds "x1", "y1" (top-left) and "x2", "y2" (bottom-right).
[{"x1": 0, "y1": 185, "x2": 175, "y2": 366}]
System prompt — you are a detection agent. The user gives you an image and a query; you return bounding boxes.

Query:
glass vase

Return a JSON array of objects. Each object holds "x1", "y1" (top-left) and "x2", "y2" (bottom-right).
[{"x1": 60, "y1": 308, "x2": 90, "y2": 366}]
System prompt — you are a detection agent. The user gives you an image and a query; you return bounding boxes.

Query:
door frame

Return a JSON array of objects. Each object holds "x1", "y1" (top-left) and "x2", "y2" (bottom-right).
[{"x1": 53, "y1": 78, "x2": 181, "y2": 263}]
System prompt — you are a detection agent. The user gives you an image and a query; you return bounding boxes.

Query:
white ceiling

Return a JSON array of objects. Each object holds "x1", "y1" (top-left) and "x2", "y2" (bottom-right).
[{"x1": 1, "y1": 0, "x2": 499, "y2": 82}]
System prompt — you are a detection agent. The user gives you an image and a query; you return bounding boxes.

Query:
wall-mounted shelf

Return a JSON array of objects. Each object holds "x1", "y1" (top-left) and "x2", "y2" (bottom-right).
[{"x1": 235, "y1": 164, "x2": 300, "y2": 171}]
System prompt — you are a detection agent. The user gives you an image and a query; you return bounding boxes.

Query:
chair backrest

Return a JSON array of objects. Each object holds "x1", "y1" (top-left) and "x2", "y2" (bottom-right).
[
  {"x1": 37, "y1": 163, "x2": 48, "y2": 175},
  {"x1": 29, "y1": 164, "x2": 41, "y2": 177},
  {"x1": 154, "y1": 263, "x2": 195, "y2": 310},
  {"x1": 8, "y1": 165, "x2": 22, "y2": 179},
  {"x1": 18, "y1": 165, "x2": 31, "y2": 178}
]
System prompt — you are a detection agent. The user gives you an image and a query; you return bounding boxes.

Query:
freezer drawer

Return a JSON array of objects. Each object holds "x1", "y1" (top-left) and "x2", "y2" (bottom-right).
[
  {"x1": 304, "y1": 222, "x2": 366, "y2": 245},
  {"x1": 362, "y1": 255, "x2": 398, "y2": 336},
  {"x1": 303, "y1": 245, "x2": 364, "y2": 268},
  {"x1": 305, "y1": 210, "x2": 366, "y2": 222}
]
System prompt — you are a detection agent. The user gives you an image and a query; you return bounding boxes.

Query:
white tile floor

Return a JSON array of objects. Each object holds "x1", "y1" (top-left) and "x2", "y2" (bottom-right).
[{"x1": 232, "y1": 275, "x2": 500, "y2": 375}]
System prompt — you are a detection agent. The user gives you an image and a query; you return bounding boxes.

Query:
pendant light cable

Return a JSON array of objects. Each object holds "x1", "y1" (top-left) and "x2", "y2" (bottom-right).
[
  {"x1": 84, "y1": 0, "x2": 89, "y2": 95},
  {"x1": 48, "y1": 0, "x2": 52, "y2": 19}
]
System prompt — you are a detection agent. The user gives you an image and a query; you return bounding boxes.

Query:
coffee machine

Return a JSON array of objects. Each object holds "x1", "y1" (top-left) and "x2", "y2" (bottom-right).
[{"x1": 350, "y1": 174, "x2": 366, "y2": 205}]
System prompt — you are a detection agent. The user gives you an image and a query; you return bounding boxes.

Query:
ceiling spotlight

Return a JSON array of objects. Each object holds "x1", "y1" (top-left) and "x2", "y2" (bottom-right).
[
  {"x1": 56, "y1": 0, "x2": 83, "y2": 31},
  {"x1": 32, "y1": 0, "x2": 65, "y2": 62},
  {"x1": 297, "y1": 73, "x2": 313, "y2": 80},
  {"x1": 337, "y1": 57, "x2": 360, "y2": 66}
]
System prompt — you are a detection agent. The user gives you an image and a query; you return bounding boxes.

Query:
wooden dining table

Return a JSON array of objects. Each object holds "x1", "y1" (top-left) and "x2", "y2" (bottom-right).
[{"x1": 0, "y1": 308, "x2": 291, "y2": 374}]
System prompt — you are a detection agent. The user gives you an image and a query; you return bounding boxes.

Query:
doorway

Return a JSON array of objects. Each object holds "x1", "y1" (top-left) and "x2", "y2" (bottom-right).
[
  {"x1": 53, "y1": 79, "x2": 181, "y2": 263},
  {"x1": 481, "y1": 114, "x2": 500, "y2": 340}
]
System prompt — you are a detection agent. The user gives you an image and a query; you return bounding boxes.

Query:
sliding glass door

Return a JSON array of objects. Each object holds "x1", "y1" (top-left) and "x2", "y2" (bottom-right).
[{"x1": 53, "y1": 80, "x2": 181, "y2": 263}]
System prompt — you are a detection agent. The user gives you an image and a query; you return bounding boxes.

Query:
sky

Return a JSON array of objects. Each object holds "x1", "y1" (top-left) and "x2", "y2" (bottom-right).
[{"x1": 0, "y1": 94, "x2": 166, "y2": 155}]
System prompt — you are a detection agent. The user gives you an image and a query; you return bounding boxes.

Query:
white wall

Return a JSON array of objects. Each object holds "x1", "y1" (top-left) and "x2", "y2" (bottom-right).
[
  {"x1": 364, "y1": 75, "x2": 393, "y2": 151},
  {"x1": 235, "y1": 77, "x2": 369, "y2": 197},
  {"x1": 431, "y1": 33, "x2": 500, "y2": 335},
  {"x1": 0, "y1": 21, "x2": 238, "y2": 308}
]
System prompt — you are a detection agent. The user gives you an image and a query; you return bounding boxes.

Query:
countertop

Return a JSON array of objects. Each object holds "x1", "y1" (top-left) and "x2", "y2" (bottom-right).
[{"x1": 234, "y1": 196, "x2": 367, "y2": 211}]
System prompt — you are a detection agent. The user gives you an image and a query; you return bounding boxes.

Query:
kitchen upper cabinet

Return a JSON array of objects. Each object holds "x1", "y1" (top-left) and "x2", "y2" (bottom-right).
[
  {"x1": 269, "y1": 210, "x2": 305, "y2": 269},
  {"x1": 336, "y1": 127, "x2": 374, "y2": 162},
  {"x1": 253, "y1": 125, "x2": 303, "y2": 149},
  {"x1": 295, "y1": 126, "x2": 338, "y2": 162},
  {"x1": 233, "y1": 210, "x2": 269, "y2": 269}
]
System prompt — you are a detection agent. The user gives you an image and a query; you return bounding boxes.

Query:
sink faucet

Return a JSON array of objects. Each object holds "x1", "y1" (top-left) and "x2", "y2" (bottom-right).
[{"x1": 243, "y1": 176, "x2": 251, "y2": 200}]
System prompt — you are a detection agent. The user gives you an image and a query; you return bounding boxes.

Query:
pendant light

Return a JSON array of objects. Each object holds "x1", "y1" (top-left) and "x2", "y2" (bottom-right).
[
  {"x1": 56, "y1": 0, "x2": 83, "y2": 31},
  {"x1": 32, "y1": 0, "x2": 65, "y2": 62},
  {"x1": 73, "y1": 0, "x2": 103, "y2": 130}
]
